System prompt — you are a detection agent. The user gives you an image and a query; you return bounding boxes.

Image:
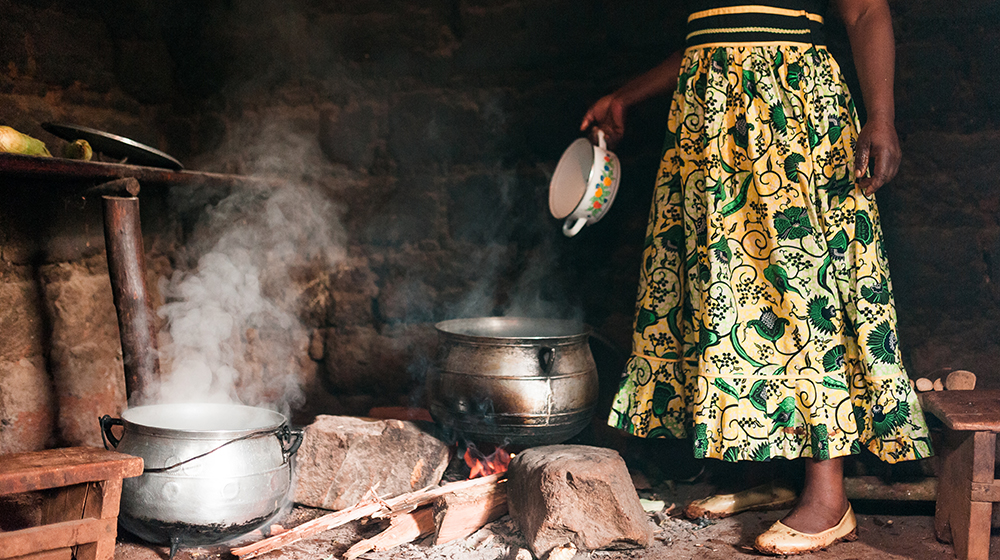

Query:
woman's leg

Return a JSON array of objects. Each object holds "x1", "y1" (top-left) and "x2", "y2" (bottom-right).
[{"x1": 779, "y1": 456, "x2": 850, "y2": 533}]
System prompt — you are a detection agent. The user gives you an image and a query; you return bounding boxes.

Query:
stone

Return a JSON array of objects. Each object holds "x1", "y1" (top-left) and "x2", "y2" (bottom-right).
[
  {"x1": 293, "y1": 415, "x2": 450, "y2": 511},
  {"x1": 0, "y1": 357, "x2": 55, "y2": 454},
  {"x1": 321, "y1": 324, "x2": 436, "y2": 395},
  {"x1": 318, "y1": 105, "x2": 378, "y2": 169},
  {"x1": 41, "y1": 261, "x2": 127, "y2": 447},
  {"x1": 309, "y1": 329, "x2": 326, "y2": 361},
  {"x1": 507, "y1": 445, "x2": 652, "y2": 557},
  {"x1": 0, "y1": 278, "x2": 44, "y2": 362},
  {"x1": 945, "y1": 369, "x2": 977, "y2": 391}
]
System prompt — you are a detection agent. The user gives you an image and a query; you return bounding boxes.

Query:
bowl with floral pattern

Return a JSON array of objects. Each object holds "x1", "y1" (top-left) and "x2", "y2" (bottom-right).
[{"x1": 549, "y1": 129, "x2": 620, "y2": 237}]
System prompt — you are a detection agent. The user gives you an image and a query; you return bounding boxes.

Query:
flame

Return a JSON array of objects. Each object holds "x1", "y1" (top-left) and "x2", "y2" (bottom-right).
[{"x1": 464, "y1": 444, "x2": 512, "y2": 479}]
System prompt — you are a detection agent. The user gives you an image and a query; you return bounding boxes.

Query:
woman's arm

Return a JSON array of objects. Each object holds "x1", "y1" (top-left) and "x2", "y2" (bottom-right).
[
  {"x1": 580, "y1": 49, "x2": 685, "y2": 147},
  {"x1": 836, "y1": 0, "x2": 901, "y2": 195}
]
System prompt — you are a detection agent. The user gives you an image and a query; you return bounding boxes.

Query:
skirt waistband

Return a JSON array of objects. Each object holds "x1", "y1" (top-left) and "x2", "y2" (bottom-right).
[{"x1": 686, "y1": 5, "x2": 825, "y2": 47}]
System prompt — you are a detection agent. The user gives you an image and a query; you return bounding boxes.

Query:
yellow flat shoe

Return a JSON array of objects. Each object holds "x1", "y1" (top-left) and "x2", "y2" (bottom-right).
[
  {"x1": 754, "y1": 504, "x2": 858, "y2": 556},
  {"x1": 684, "y1": 481, "x2": 797, "y2": 519}
]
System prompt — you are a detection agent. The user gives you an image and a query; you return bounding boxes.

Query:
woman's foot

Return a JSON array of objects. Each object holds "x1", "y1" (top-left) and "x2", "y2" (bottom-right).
[
  {"x1": 755, "y1": 504, "x2": 858, "y2": 555},
  {"x1": 754, "y1": 457, "x2": 854, "y2": 555},
  {"x1": 780, "y1": 456, "x2": 849, "y2": 533}
]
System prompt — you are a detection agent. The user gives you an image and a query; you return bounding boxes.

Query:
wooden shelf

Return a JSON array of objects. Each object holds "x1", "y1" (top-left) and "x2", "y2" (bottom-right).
[{"x1": 0, "y1": 152, "x2": 281, "y2": 189}]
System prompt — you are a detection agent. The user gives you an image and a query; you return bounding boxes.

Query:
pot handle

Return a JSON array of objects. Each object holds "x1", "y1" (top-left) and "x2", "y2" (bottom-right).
[
  {"x1": 278, "y1": 426, "x2": 304, "y2": 463},
  {"x1": 539, "y1": 347, "x2": 556, "y2": 374},
  {"x1": 562, "y1": 218, "x2": 586, "y2": 237},
  {"x1": 100, "y1": 415, "x2": 123, "y2": 450}
]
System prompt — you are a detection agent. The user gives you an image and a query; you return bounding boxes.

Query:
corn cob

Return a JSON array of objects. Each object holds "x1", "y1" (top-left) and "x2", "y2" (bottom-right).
[
  {"x1": 0, "y1": 126, "x2": 52, "y2": 156},
  {"x1": 62, "y1": 139, "x2": 93, "y2": 161}
]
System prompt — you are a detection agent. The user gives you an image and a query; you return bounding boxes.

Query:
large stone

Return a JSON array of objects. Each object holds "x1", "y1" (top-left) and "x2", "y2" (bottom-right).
[
  {"x1": 40, "y1": 261, "x2": 127, "y2": 447},
  {"x1": 507, "y1": 445, "x2": 652, "y2": 557},
  {"x1": 294, "y1": 415, "x2": 449, "y2": 510},
  {"x1": 0, "y1": 357, "x2": 55, "y2": 453}
]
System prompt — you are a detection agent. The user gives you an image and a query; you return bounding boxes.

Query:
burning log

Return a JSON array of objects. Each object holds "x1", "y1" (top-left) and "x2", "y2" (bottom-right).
[
  {"x1": 343, "y1": 506, "x2": 436, "y2": 560},
  {"x1": 230, "y1": 473, "x2": 504, "y2": 559},
  {"x1": 371, "y1": 472, "x2": 504, "y2": 519},
  {"x1": 464, "y1": 443, "x2": 511, "y2": 479},
  {"x1": 432, "y1": 477, "x2": 508, "y2": 545}
]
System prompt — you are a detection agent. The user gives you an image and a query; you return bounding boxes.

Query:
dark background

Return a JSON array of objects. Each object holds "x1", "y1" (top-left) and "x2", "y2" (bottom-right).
[{"x1": 0, "y1": 0, "x2": 997, "y2": 452}]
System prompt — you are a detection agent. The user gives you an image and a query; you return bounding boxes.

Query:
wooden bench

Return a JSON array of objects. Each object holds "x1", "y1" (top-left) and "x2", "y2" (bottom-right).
[
  {"x1": 922, "y1": 390, "x2": 1000, "y2": 560},
  {"x1": 0, "y1": 447, "x2": 143, "y2": 560}
]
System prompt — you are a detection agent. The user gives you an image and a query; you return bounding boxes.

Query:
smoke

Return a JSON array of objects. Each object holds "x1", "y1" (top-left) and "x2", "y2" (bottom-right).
[{"x1": 152, "y1": 120, "x2": 346, "y2": 414}]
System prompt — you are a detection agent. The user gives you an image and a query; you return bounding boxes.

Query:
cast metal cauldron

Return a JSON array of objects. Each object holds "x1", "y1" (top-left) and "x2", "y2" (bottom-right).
[
  {"x1": 427, "y1": 317, "x2": 598, "y2": 445},
  {"x1": 100, "y1": 403, "x2": 302, "y2": 548}
]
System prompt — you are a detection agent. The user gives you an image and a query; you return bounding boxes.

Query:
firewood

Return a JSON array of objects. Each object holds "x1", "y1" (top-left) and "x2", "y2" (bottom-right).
[
  {"x1": 432, "y1": 478, "x2": 508, "y2": 545},
  {"x1": 230, "y1": 501, "x2": 385, "y2": 559},
  {"x1": 371, "y1": 472, "x2": 504, "y2": 518},
  {"x1": 548, "y1": 543, "x2": 579, "y2": 560},
  {"x1": 230, "y1": 473, "x2": 504, "y2": 559},
  {"x1": 915, "y1": 378, "x2": 934, "y2": 392},
  {"x1": 944, "y1": 369, "x2": 976, "y2": 391},
  {"x1": 344, "y1": 506, "x2": 436, "y2": 560},
  {"x1": 933, "y1": 378, "x2": 945, "y2": 392}
]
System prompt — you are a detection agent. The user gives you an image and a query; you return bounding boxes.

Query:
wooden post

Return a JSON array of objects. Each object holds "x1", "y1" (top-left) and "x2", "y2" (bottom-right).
[{"x1": 102, "y1": 184, "x2": 159, "y2": 404}]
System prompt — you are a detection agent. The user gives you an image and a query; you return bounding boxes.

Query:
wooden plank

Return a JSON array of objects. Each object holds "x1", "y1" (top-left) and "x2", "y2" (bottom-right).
[
  {"x1": 935, "y1": 430, "x2": 971, "y2": 545},
  {"x1": 970, "y1": 432, "x2": 995, "y2": 483},
  {"x1": 843, "y1": 475, "x2": 937, "y2": 502},
  {"x1": 40, "y1": 484, "x2": 89, "y2": 524},
  {"x1": 964, "y1": 432, "x2": 996, "y2": 560},
  {"x1": 5, "y1": 548, "x2": 72, "y2": 560},
  {"x1": 0, "y1": 518, "x2": 116, "y2": 559},
  {"x1": 970, "y1": 481, "x2": 1000, "y2": 503},
  {"x1": 432, "y1": 479, "x2": 507, "y2": 545},
  {"x1": 231, "y1": 474, "x2": 504, "y2": 559},
  {"x1": 343, "y1": 507, "x2": 436, "y2": 560},
  {"x1": 87, "y1": 479, "x2": 124, "y2": 520},
  {"x1": 0, "y1": 448, "x2": 143, "y2": 495},
  {"x1": 0, "y1": 152, "x2": 284, "y2": 189},
  {"x1": 921, "y1": 391, "x2": 1000, "y2": 432}
]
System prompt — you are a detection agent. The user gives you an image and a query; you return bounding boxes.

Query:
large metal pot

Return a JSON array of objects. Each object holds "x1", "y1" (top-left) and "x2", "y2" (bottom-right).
[
  {"x1": 427, "y1": 317, "x2": 598, "y2": 445},
  {"x1": 100, "y1": 403, "x2": 302, "y2": 547}
]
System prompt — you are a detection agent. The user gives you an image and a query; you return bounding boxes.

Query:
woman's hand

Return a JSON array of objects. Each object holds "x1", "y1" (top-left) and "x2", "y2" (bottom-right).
[
  {"x1": 854, "y1": 117, "x2": 900, "y2": 196},
  {"x1": 578, "y1": 50, "x2": 684, "y2": 149},
  {"x1": 580, "y1": 94, "x2": 627, "y2": 148}
]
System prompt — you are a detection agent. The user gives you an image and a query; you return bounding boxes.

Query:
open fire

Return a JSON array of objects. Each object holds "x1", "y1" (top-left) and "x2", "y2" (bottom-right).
[{"x1": 464, "y1": 444, "x2": 512, "y2": 479}]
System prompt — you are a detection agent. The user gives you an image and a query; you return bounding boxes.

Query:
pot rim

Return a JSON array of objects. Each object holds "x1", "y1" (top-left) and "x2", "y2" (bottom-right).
[
  {"x1": 120, "y1": 402, "x2": 287, "y2": 439},
  {"x1": 435, "y1": 316, "x2": 590, "y2": 344}
]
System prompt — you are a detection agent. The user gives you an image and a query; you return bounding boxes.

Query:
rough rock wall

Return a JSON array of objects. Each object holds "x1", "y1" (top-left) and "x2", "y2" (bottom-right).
[{"x1": 0, "y1": 0, "x2": 997, "y2": 452}]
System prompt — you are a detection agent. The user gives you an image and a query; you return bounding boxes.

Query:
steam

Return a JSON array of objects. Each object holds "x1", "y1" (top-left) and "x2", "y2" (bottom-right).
[{"x1": 151, "y1": 121, "x2": 346, "y2": 413}]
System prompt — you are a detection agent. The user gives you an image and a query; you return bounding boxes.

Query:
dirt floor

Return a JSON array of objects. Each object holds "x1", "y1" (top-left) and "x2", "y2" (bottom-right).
[
  {"x1": 113, "y1": 432, "x2": 987, "y2": 560},
  {"x1": 114, "y1": 479, "x2": 989, "y2": 560}
]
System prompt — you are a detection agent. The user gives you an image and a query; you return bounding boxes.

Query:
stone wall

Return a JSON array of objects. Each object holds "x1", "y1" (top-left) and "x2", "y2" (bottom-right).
[{"x1": 0, "y1": 0, "x2": 997, "y2": 453}]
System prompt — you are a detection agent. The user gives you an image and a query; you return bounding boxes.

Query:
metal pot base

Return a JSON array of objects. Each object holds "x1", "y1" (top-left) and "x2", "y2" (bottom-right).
[{"x1": 120, "y1": 509, "x2": 280, "y2": 547}]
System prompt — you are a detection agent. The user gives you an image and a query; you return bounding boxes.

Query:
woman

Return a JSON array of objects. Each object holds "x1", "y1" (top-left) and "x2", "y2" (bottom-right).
[{"x1": 582, "y1": 0, "x2": 931, "y2": 555}]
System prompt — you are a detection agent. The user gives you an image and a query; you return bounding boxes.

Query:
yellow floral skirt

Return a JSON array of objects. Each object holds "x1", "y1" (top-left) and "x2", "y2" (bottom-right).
[{"x1": 608, "y1": 44, "x2": 932, "y2": 463}]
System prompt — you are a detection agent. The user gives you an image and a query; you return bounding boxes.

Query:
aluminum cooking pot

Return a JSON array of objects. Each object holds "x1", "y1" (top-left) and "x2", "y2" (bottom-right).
[
  {"x1": 100, "y1": 403, "x2": 302, "y2": 547},
  {"x1": 427, "y1": 317, "x2": 598, "y2": 445}
]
